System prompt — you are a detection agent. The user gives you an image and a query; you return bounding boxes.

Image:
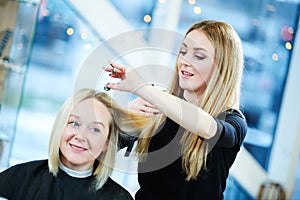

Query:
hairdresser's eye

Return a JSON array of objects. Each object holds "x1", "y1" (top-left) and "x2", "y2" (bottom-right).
[
  {"x1": 179, "y1": 49, "x2": 187, "y2": 56},
  {"x1": 194, "y1": 54, "x2": 205, "y2": 60},
  {"x1": 179, "y1": 45, "x2": 187, "y2": 56},
  {"x1": 69, "y1": 121, "x2": 80, "y2": 127}
]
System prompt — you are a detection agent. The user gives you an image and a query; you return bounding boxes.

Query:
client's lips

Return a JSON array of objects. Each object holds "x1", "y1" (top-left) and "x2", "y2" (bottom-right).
[{"x1": 70, "y1": 143, "x2": 87, "y2": 151}]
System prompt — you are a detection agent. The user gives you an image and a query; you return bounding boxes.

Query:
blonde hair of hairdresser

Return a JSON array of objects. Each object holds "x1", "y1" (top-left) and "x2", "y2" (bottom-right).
[
  {"x1": 49, "y1": 88, "x2": 148, "y2": 190},
  {"x1": 136, "y1": 20, "x2": 244, "y2": 180}
]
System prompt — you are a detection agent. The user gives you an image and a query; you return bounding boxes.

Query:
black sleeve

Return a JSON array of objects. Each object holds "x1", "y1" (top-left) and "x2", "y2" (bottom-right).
[
  {"x1": 207, "y1": 109, "x2": 247, "y2": 149},
  {"x1": 102, "y1": 178, "x2": 134, "y2": 200},
  {"x1": 118, "y1": 133, "x2": 137, "y2": 157}
]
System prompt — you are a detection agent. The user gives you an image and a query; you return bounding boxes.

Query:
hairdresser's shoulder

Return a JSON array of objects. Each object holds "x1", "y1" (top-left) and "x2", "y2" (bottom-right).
[{"x1": 100, "y1": 177, "x2": 134, "y2": 200}]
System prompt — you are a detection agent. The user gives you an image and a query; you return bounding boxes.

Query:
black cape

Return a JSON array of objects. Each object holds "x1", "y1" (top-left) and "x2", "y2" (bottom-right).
[{"x1": 0, "y1": 159, "x2": 133, "y2": 200}]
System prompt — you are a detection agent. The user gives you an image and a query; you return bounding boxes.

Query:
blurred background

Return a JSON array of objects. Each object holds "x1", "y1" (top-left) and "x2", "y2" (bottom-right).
[{"x1": 0, "y1": 0, "x2": 299, "y2": 199}]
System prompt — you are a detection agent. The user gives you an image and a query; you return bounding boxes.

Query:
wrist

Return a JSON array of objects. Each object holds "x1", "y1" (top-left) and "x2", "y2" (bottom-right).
[{"x1": 133, "y1": 82, "x2": 153, "y2": 95}]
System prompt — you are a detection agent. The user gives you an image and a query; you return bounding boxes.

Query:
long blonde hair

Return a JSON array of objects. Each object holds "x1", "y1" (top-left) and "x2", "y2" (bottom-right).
[
  {"x1": 48, "y1": 88, "x2": 148, "y2": 190},
  {"x1": 136, "y1": 20, "x2": 244, "y2": 180}
]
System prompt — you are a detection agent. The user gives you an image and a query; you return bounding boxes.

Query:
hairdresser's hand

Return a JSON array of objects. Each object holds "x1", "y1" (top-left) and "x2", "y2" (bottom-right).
[
  {"x1": 103, "y1": 63, "x2": 146, "y2": 93},
  {"x1": 127, "y1": 97, "x2": 161, "y2": 116}
]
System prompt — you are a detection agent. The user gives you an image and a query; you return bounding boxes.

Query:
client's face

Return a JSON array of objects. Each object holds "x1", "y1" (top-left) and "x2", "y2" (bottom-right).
[{"x1": 60, "y1": 98, "x2": 111, "y2": 171}]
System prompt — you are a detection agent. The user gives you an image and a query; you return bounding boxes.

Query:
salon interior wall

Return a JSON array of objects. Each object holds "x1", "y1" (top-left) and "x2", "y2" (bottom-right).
[
  {"x1": 69, "y1": 0, "x2": 182, "y2": 106},
  {"x1": 267, "y1": 13, "x2": 300, "y2": 198}
]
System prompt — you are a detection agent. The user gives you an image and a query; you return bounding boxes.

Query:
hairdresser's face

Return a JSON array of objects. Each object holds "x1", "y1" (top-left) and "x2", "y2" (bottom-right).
[
  {"x1": 60, "y1": 98, "x2": 111, "y2": 171},
  {"x1": 177, "y1": 29, "x2": 215, "y2": 98}
]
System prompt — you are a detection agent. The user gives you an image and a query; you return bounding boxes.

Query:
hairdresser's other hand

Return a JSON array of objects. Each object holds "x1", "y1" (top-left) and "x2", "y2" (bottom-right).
[
  {"x1": 127, "y1": 97, "x2": 161, "y2": 116},
  {"x1": 103, "y1": 63, "x2": 145, "y2": 93}
]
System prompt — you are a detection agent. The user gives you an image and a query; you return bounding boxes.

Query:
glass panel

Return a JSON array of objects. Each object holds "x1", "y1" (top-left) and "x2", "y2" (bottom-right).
[
  {"x1": 0, "y1": 0, "x2": 39, "y2": 169},
  {"x1": 10, "y1": 0, "x2": 103, "y2": 164}
]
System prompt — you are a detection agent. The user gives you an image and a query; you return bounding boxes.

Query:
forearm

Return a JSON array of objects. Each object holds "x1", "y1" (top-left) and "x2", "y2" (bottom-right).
[{"x1": 135, "y1": 85, "x2": 217, "y2": 139}]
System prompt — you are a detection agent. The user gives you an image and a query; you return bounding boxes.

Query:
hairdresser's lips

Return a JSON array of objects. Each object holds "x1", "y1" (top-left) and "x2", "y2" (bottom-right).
[
  {"x1": 69, "y1": 143, "x2": 88, "y2": 152},
  {"x1": 180, "y1": 70, "x2": 194, "y2": 79}
]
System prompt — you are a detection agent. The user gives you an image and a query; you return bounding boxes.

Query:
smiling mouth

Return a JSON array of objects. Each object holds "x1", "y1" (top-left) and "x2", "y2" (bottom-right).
[
  {"x1": 181, "y1": 70, "x2": 194, "y2": 77},
  {"x1": 70, "y1": 144, "x2": 87, "y2": 151}
]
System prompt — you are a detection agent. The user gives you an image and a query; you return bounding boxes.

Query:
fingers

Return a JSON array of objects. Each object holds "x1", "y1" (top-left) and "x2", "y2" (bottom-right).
[
  {"x1": 143, "y1": 100, "x2": 156, "y2": 108},
  {"x1": 140, "y1": 107, "x2": 161, "y2": 116},
  {"x1": 130, "y1": 98, "x2": 161, "y2": 116},
  {"x1": 103, "y1": 63, "x2": 123, "y2": 73},
  {"x1": 140, "y1": 111, "x2": 158, "y2": 116},
  {"x1": 110, "y1": 62, "x2": 125, "y2": 73},
  {"x1": 103, "y1": 64, "x2": 113, "y2": 72},
  {"x1": 103, "y1": 82, "x2": 121, "y2": 92},
  {"x1": 104, "y1": 63, "x2": 129, "y2": 80},
  {"x1": 141, "y1": 102, "x2": 161, "y2": 115},
  {"x1": 103, "y1": 62, "x2": 143, "y2": 93}
]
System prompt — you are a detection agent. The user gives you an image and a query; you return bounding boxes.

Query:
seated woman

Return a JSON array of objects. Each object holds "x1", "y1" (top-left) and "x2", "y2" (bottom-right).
[{"x1": 0, "y1": 88, "x2": 145, "y2": 200}]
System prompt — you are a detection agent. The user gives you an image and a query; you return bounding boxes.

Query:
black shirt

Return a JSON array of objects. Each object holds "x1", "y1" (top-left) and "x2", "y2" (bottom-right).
[
  {"x1": 123, "y1": 109, "x2": 247, "y2": 200},
  {"x1": 0, "y1": 159, "x2": 133, "y2": 200}
]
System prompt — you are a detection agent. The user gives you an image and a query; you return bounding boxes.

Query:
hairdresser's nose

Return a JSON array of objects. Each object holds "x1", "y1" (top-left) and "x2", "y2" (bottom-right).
[
  {"x1": 182, "y1": 58, "x2": 192, "y2": 67},
  {"x1": 179, "y1": 53, "x2": 193, "y2": 68}
]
